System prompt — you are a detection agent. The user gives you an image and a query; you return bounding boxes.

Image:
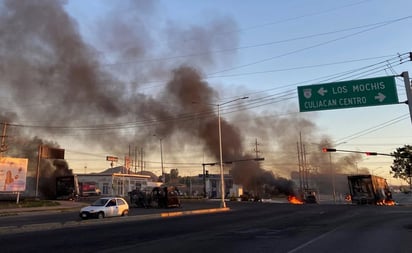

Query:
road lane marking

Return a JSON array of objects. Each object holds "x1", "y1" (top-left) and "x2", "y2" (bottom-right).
[{"x1": 287, "y1": 226, "x2": 341, "y2": 253}]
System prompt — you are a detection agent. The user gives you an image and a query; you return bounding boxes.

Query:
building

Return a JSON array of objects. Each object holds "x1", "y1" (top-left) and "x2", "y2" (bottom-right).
[
  {"x1": 201, "y1": 173, "x2": 234, "y2": 198},
  {"x1": 76, "y1": 166, "x2": 159, "y2": 196}
]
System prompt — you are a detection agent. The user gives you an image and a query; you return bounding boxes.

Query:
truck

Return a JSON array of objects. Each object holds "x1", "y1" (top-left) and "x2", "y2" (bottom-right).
[
  {"x1": 56, "y1": 175, "x2": 80, "y2": 200},
  {"x1": 79, "y1": 181, "x2": 101, "y2": 197},
  {"x1": 128, "y1": 185, "x2": 181, "y2": 208},
  {"x1": 347, "y1": 174, "x2": 394, "y2": 205},
  {"x1": 56, "y1": 176, "x2": 101, "y2": 199}
]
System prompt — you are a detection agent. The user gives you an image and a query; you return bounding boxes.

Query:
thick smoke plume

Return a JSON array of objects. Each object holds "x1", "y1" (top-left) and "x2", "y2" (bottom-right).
[{"x1": 0, "y1": 0, "x2": 364, "y2": 197}]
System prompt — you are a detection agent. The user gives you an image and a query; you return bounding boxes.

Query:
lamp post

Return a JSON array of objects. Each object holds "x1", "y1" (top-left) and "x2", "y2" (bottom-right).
[
  {"x1": 153, "y1": 135, "x2": 165, "y2": 184},
  {"x1": 320, "y1": 141, "x2": 346, "y2": 204},
  {"x1": 160, "y1": 138, "x2": 164, "y2": 183},
  {"x1": 216, "y1": 96, "x2": 248, "y2": 208},
  {"x1": 328, "y1": 152, "x2": 336, "y2": 204}
]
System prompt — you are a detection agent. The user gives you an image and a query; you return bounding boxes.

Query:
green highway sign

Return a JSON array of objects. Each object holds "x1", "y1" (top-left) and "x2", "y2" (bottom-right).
[{"x1": 298, "y1": 76, "x2": 399, "y2": 112}]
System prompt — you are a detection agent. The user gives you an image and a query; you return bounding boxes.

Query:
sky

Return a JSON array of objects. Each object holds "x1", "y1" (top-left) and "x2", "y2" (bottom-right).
[{"x1": 1, "y1": 0, "x2": 412, "y2": 185}]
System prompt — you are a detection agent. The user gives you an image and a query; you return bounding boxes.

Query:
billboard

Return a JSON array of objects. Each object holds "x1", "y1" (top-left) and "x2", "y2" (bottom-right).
[
  {"x1": 0, "y1": 157, "x2": 28, "y2": 192},
  {"x1": 41, "y1": 146, "x2": 65, "y2": 159}
]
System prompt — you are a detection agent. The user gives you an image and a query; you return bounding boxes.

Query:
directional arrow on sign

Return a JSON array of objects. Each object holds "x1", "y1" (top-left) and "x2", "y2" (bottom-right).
[
  {"x1": 317, "y1": 87, "x2": 327, "y2": 96},
  {"x1": 374, "y1": 92, "x2": 386, "y2": 102},
  {"x1": 298, "y1": 76, "x2": 399, "y2": 112}
]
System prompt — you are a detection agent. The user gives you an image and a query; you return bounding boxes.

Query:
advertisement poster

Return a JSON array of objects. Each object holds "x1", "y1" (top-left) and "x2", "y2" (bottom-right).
[{"x1": 0, "y1": 157, "x2": 28, "y2": 192}]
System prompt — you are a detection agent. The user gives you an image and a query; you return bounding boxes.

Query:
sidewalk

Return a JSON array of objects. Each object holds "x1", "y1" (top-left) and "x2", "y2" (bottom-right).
[
  {"x1": 0, "y1": 199, "x2": 229, "y2": 216},
  {"x1": 0, "y1": 200, "x2": 230, "y2": 234},
  {"x1": 0, "y1": 201, "x2": 88, "y2": 216}
]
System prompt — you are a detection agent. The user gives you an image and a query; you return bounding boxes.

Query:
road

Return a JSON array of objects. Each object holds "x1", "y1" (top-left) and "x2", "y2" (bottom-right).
[
  {"x1": 1, "y1": 200, "x2": 412, "y2": 253},
  {"x1": 0, "y1": 199, "x2": 224, "y2": 227}
]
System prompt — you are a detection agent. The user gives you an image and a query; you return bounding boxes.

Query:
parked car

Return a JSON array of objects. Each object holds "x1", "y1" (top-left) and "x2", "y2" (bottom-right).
[{"x1": 80, "y1": 197, "x2": 129, "y2": 219}]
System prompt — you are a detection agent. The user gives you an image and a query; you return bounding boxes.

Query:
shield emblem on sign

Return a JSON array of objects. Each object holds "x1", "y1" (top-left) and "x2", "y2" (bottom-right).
[{"x1": 303, "y1": 89, "x2": 312, "y2": 99}]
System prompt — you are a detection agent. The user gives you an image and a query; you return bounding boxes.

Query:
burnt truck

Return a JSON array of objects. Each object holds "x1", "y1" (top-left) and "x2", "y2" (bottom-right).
[
  {"x1": 56, "y1": 175, "x2": 101, "y2": 199},
  {"x1": 347, "y1": 174, "x2": 393, "y2": 205},
  {"x1": 56, "y1": 175, "x2": 80, "y2": 200},
  {"x1": 129, "y1": 186, "x2": 181, "y2": 209}
]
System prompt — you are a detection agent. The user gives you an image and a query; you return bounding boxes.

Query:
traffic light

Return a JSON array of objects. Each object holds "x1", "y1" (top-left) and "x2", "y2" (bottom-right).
[
  {"x1": 322, "y1": 148, "x2": 337, "y2": 152},
  {"x1": 365, "y1": 152, "x2": 378, "y2": 156}
]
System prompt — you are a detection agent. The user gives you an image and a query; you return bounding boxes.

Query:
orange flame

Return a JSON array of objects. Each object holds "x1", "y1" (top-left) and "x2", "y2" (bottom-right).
[
  {"x1": 288, "y1": 195, "x2": 304, "y2": 205},
  {"x1": 377, "y1": 199, "x2": 396, "y2": 206}
]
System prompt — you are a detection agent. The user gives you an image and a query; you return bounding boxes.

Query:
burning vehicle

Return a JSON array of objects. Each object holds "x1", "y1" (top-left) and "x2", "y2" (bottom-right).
[
  {"x1": 288, "y1": 195, "x2": 304, "y2": 205},
  {"x1": 129, "y1": 186, "x2": 181, "y2": 209},
  {"x1": 288, "y1": 191, "x2": 318, "y2": 205},
  {"x1": 56, "y1": 176, "x2": 101, "y2": 199},
  {"x1": 56, "y1": 175, "x2": 80, "y2": 200},
  {"x1": 347, "y1": 174, "x2": 394, "y2": 205}
]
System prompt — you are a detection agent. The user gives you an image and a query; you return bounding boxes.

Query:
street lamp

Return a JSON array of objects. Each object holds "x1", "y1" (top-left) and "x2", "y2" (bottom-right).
[
  {"x1": 320, "y1": 141, "x2": 346, "y2": 204},
  {"x1": 217, "y1": 96, "x2": 248, "y2": 208},
  {"x1": 153, "y1": 135, "x2": 165, "y2": 183}
]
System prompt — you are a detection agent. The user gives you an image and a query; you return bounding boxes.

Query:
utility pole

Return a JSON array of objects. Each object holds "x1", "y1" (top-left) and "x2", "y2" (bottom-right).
[
  {"x1": 35, "y1": 145, "x2": 42, "y2": 199},
  {"x1": 134, "y1": 146, "x2": 137, "y2": 174},
  {"x1": 140, "y1": 147, "x2": 144, "y2": 172},
  {"x1": 302, "y1": 143, "x2": 309, "y2": 190},
  {"x1": 402, "y1": 71, "x2": 412, "y2": 125},
  {"x1": 253, "y1": 138, "x2": 261, "y2": 158},
  {"x1": 129, "y1": 145, "x2": 131, "y2": 171},
  {"x1": 0, "y1": 122, "x2": 7, "y2": 156},
  {"x1": 297, "y1": 142, "x2": 303, "y2": 196},
  {"x1": 297, "y1": 133, "x2": 307, "y2": 196},
  {"x1": 160, "y1": 138, "x2": 164, "y2": 183},
  {"x1": 202, "y1": 163, "x2": 207, "y2": 198},
  {"x1": 253, "y1": 138, "x2": 262, "y2": 197}
]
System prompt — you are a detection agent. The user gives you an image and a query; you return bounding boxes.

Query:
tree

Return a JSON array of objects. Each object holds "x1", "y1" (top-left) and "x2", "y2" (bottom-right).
[
  {"x1": 390, "y1": 145, "x2": 412, "y2": 188},
  {"x1": 169, "y1": 168, "x2": 179, "y2": 184},
  {"x1": 170, "y1": 168, "x2": 179, "y2": 179}
]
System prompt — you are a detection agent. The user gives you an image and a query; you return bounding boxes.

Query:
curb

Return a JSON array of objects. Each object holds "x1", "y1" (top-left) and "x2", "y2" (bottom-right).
[
  {"x1": 160, "y1": 207, "x2": 230, "y2": 217},
  {"x1": 0, "y1": 205, "x2": 88, "y2": 217},
  {"x1": 0, "y1": 207, "x2": 231, "y2": 235}
]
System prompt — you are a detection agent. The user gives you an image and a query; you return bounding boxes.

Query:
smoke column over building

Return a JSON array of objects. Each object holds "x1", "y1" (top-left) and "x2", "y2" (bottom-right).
[
  {"x1": 0, "y1": 1, "x2": 240, "y2": 155},
  {"x1": 0, "y1": 1, "x2": 364, "y2": 197}
]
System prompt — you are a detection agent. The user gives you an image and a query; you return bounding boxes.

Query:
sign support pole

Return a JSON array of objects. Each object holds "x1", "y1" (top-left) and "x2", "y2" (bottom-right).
[
  {"x1": 402, "y1": 71, "x2": 412, "y2": 125},
  {"x1": 35, "y1": 145, "x2": 42, "y2": 199}
]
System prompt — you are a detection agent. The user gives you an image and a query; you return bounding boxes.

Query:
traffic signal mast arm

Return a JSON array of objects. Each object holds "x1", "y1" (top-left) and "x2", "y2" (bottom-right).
[
  {"x1": 202, "y1": 157, "x2": 264, "y2": 166},
  {"x1": 322, "y1": 148, "x2": 392, "y2": 156}
]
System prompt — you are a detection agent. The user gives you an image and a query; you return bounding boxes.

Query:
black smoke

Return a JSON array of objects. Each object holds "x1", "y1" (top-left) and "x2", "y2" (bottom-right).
[{"x1": 0, "y1": 0, "x2": 364, "y2": 198}]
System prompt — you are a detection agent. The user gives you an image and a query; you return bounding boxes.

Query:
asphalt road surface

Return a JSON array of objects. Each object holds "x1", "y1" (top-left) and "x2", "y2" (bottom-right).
[
  {"x1": 0, "y1": 199, "x2": 225, "y2": 227},
  {"x1": 2, "y1": 200, "x2": 412, "y2": 253}
]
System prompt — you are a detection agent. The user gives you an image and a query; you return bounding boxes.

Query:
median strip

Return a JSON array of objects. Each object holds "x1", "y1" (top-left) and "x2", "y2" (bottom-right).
[
  {"x1": 160, "y1": 207, "x2": 230, "y2": 217},
  {"x1": 0, "y1": 207, "x2": 231, "y2": 234}
]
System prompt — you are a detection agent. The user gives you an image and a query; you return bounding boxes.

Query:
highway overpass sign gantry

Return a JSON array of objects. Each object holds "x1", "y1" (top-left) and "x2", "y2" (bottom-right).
[{"x1": 297, "y1": 76, "x2": 399, "y2": 112}]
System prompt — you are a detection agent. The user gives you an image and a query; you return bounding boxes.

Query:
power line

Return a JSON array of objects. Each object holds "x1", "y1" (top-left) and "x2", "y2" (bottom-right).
[
  {"x1": 206, "y1": 55, "x2": 395, "y2": 79},
  {"x1": 336, "y1": 114, "x2": 410, "y2": 144},
  {"x1": 92, "y1": 0, "x2": 375, "y2": 68},
  {"x1": 228, "y1": 0, "x2": 374, "y2": 34},
  {"x1": 5, "y1": 53, "x2": 412, "y2": 135},
  {"x1": 207, "y1": 16, "x2": 412, "y2": 76},
  {"x1": 99, "y1": 17, "x2": 398, "y2": 68}
]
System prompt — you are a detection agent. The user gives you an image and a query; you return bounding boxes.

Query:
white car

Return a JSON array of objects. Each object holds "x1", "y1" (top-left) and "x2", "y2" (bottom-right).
[{"x1": 80, "y1": 197, "x2": 129, "y2": 219}]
